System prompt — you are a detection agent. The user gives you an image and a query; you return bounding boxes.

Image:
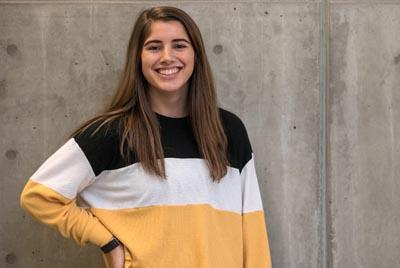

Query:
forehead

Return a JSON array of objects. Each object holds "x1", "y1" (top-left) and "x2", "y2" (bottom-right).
[{"x1": 146, "y1": 20, "x2": 189, "y2": 41}]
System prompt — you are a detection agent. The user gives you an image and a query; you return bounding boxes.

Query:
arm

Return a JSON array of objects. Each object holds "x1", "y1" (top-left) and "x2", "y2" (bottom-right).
[
  {"x1": 20, "y1": 138, "x2": 114, "y2": 247},
  {"x1": 103, "y1": 244, "x2": 125, "y2": 268},
  {"x1": 226, "y1": 112, "x2": 271, "y2": 267},
  {"x1": 241, "y1": 153, "x2": 272, "y2": 268}
]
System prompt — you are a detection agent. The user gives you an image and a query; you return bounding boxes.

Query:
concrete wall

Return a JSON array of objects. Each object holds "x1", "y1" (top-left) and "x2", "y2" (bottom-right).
[{"x1": 0, "y1": 0, "x2": 399, "y2": 267}]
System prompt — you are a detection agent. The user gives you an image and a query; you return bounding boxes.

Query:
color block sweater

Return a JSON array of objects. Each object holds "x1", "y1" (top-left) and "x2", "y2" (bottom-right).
[{"x1": 20, "y1": 108, "x2": 271, "y2": 268}]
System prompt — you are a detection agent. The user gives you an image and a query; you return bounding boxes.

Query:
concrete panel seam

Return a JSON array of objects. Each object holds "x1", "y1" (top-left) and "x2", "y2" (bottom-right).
[{"x1": 319, "y1": 0, "x2": 330, "y2": 268}]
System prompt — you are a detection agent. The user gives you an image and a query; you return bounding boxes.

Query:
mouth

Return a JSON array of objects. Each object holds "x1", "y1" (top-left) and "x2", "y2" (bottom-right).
[{"x1": 155, "y1": 67, "x2": 183, "y2": 77}]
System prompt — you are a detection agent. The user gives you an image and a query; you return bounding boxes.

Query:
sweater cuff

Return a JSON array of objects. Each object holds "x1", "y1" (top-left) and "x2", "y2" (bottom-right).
[{"x1": 88, "y1": 220, "x2": 114, "y2": 247}]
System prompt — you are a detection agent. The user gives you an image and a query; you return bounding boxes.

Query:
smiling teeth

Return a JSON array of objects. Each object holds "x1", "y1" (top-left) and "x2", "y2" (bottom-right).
[{"x1": 158, "y1": 67, "x2": 180, "y2": 75}]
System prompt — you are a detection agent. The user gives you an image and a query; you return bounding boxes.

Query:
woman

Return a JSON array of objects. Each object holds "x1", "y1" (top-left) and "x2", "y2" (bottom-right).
[{"x1": 20, "y1": 6, "x2": 271, "y2": 268}]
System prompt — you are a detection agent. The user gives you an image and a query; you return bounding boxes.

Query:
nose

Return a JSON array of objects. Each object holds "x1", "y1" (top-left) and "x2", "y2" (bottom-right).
[{"x1": 160, "y1": 46, "x2": 174, "y2": 63}]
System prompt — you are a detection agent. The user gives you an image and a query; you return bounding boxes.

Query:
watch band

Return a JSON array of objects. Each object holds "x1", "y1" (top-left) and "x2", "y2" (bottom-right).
[{"x1": 101, "y1": 237, "x2": 120, "y2": 253}]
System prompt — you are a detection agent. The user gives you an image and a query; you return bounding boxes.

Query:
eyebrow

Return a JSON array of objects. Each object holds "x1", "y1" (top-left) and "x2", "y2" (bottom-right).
[{"x1": 143, "y1": 38, "x2": 191, "y2": 46}]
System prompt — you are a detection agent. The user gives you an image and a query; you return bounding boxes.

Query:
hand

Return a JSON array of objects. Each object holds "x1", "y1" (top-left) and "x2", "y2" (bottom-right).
[{"x1": 104, "y1": 244, "x2": 124, "y2": 268}]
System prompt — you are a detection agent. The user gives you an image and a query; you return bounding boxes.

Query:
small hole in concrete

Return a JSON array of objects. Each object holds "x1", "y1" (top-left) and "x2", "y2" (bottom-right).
[
  {"x1": 233, "y1": 7, "x2": 236, "y2": 11},
  {"x1": 293, "y1": 126, "x2": 296, "y2": 129},
  {"x1": 7, "y1": 44, "x2": 18, "y2": 56},
  {"x1": 6, "y1": 253, "x2": 17, "y2": 264},
  {"x1": 213, "y1": 45, "x2": 223, "y2": 55},
  {"x1": 5, "y1": 150, "x2": 17, "y2": 160},
  {"x1": 264, "y1": 11, "x2": 268, "y2": 15},
  {"x1": 0, "y1": 79, "x2": 6, "y2": 98},
  {"x1": 394, "y1": 54, "x2": 400, "y2": 64}
]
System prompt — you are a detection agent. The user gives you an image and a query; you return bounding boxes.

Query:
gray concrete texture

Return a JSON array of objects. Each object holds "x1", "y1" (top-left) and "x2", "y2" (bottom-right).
[
  {"x1": 329, "y1": 3, "x2": 400, "y2": 268},
  {"x1": 0, "y1": 1, "x2": 398, "y2": 268}
]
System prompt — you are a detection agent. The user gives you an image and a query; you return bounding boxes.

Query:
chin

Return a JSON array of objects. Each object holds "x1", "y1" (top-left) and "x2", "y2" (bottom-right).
[
  {"x1": 152, "y1": 83, "x2": 187, "y2": 94},
  {"x1": 159, "y1": 88, "x2": 185, "y2": 94}
]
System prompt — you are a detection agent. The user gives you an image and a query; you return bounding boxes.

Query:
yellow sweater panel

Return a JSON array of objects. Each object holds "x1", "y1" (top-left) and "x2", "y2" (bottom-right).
[{"x1": 21, "y1": 180, "x2": 271, "y2": 268}]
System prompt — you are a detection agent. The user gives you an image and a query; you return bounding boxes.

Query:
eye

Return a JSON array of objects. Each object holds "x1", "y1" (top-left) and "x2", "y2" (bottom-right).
[
  {"x1": 174, "y1": 43, "x2": 188, "y2": 50},
  {"x1": 146, "y1": 46, "x2": 161, "y2": 52}
]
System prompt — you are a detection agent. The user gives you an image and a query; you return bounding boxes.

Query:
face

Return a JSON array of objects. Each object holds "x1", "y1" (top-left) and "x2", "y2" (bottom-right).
[{"x1": 141, "y1": 20, "x2": 195, "y2": 96}]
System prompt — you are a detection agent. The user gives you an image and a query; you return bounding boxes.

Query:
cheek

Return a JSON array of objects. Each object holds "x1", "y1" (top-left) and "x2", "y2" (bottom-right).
[
  {"x1": 188, "y1": 57, "x2": 195, "y2": 75},
  {"x1": 140, "y1": 55, "x2": 145, "y2": 72},
  {"x1": 141, "y1": 56, "x2": 152, "y2": 75},
  {"x1": 141, "y1": 52, "x2": 151, "y2": 65},
  {"x1": 185, "y1": 53, "x2": 195, "y2": 71}
]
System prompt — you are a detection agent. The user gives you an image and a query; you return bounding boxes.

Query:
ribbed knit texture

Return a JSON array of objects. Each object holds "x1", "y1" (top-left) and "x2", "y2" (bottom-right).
[{"x1": 20, "y1": 108, "x2": 271, "y2": 268}]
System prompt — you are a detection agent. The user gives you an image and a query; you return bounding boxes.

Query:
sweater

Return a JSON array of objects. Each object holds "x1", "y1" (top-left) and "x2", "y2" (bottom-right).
[{"x1": 20, "y1": 108, "x2": 272, "y2": 268}]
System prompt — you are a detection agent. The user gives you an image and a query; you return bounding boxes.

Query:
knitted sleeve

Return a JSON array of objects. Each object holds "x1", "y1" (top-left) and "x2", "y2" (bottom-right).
[
  {"x1": 221, "y1": 109, "x2": 272, "y2": 268},
  {"x1": 241, "y1": 151, "x2": 272, "y2": 268},
  {"x1": 20, "y1": 121, "x2": 118, "y2": 248}
]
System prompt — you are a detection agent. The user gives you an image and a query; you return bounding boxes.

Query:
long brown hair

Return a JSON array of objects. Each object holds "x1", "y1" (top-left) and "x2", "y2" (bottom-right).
[{"x1": 70, "y1": 6, "x2": 228, "y2": 181}]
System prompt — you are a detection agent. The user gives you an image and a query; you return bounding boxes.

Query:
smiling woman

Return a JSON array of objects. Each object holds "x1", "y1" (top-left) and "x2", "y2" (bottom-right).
[
  {"x1": 141, "y1": 20, "x2": 195, "y2": 117},
  {"x1": 20, "y1": 6, "x2": 271, "y2": 268}
]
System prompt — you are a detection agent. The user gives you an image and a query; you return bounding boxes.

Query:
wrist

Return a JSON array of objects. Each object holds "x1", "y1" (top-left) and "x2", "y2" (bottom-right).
[{"x1": 101, "y1": 237, "x2": 120, "y2": 253}]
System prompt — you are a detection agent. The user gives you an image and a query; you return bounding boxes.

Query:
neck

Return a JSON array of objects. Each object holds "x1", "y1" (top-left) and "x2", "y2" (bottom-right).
[{"x1": 148, "y1": 87, "x2": 188, "y2": 118}]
